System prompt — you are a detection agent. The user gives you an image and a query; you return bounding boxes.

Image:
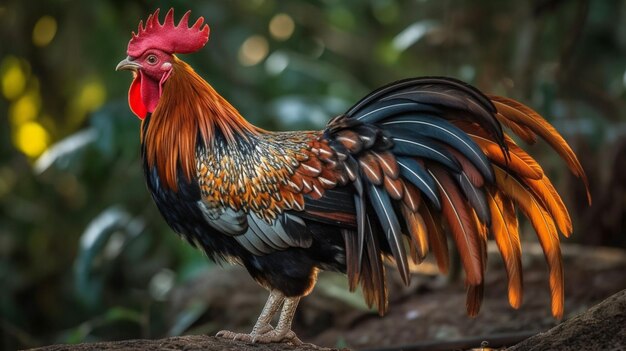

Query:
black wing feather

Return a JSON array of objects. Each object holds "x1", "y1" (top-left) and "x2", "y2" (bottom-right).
[{"x1": 367, "y1": 184, "x2": 410, "y2": 284}]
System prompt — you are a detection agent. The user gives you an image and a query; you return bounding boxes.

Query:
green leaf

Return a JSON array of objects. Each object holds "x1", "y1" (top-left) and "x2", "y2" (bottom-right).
[{"x1": 104, "y1": 307, "x2": 143, "y2": 324}]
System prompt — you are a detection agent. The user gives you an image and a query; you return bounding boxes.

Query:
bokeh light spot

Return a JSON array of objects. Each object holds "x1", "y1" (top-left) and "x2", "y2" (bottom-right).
[
  {"x1": 77, "y1": 81, "x2": 106, "y2": 112},
  {"x1": 9, "y1": 91, "x2": 40, "y2": 126},
  {"x1": 265, "y1": 52, "x2": 289, "y2": 75},
  {"x1": 67, "y1": 80, "x2": 107, "y2": 128},
  {"x1": 373, "y1": 0, "x2": 399, "y2": 24},
  {"x1": 269, "y1": 14, "x2": 295, "y2": 41},
  {"x1": 238, "y1": 35, "x2": 269, "y2": 66},
  {"x1": 328, "y1": 6, "x2": 356, "y2": 31},
  {"x1": 14, "y1": 121, "x2": 50, "y2": 158},
  {"x1": 1, "y1": 57, "x2": 26, "y2": 100},
  {"x1": 33, "y1": 15, "x2": 57, "y2": 47}
]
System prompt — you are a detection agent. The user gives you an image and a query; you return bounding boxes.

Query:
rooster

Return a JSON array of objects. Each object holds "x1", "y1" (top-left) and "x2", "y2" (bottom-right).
[{"x1": 116, "y1": 9, "x2": 589, "y2": 344}]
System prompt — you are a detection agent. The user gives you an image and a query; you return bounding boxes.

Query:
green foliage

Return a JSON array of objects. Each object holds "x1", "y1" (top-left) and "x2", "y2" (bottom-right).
[{"x1": 1, "y1": 0, "x2": 625, "y2": 349}]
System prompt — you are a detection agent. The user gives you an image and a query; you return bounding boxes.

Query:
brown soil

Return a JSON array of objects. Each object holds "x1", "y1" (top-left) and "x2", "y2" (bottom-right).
[{"x1": 27, "y1": 335, "x2": 342, "y2": 351}]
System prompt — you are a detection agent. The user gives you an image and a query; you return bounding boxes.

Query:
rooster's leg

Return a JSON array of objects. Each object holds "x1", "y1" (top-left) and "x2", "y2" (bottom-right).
[
  {"x1": 216, "y1": 289, "x2": 284, "y2": 342},
  {"x1": 250, "y1": 296, "x2": 302, "y2": 344}
]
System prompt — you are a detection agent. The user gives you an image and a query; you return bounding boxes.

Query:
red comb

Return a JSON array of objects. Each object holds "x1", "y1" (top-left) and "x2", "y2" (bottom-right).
[{"x1": 127, "y1": 8, "x2": 210, "y2": 57}]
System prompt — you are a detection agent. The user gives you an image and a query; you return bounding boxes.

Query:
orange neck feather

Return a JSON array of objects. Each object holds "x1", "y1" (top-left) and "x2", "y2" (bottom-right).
[{"x1": 141, "y1": 56, "x2": 259, "y2": 191}]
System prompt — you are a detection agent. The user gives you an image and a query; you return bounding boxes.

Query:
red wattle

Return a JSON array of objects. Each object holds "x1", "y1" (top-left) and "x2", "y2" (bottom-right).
[{"x1": 129, "y1": 75, "x2": 147, "y2": 119}]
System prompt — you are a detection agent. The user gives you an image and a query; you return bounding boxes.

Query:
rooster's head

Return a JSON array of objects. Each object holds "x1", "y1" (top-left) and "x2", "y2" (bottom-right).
[{"x1": 116, "y1": 8, "x2": 209, "y2": 119}]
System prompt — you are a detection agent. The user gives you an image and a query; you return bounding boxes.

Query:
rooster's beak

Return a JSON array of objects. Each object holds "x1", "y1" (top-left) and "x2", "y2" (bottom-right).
[{"x1": 116, "y1": 57, "x2": 141, "y2": 71}]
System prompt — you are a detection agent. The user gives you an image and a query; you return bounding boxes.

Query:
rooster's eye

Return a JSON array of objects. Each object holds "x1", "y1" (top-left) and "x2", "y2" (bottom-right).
[{"x1": 146, "y1": 55, "x2": 158, "y2": 65}]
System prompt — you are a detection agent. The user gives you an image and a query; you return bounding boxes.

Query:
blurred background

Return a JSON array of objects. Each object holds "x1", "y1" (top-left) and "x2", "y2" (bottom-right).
[{"x1": 1, "y1": 0, "x2": 625, "y2": 350}]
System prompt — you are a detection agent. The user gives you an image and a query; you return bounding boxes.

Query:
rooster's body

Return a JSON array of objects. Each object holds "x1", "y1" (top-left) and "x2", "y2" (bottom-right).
[{"x1": 117, "y1": 9, "x2": 589, "y2": 344}]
